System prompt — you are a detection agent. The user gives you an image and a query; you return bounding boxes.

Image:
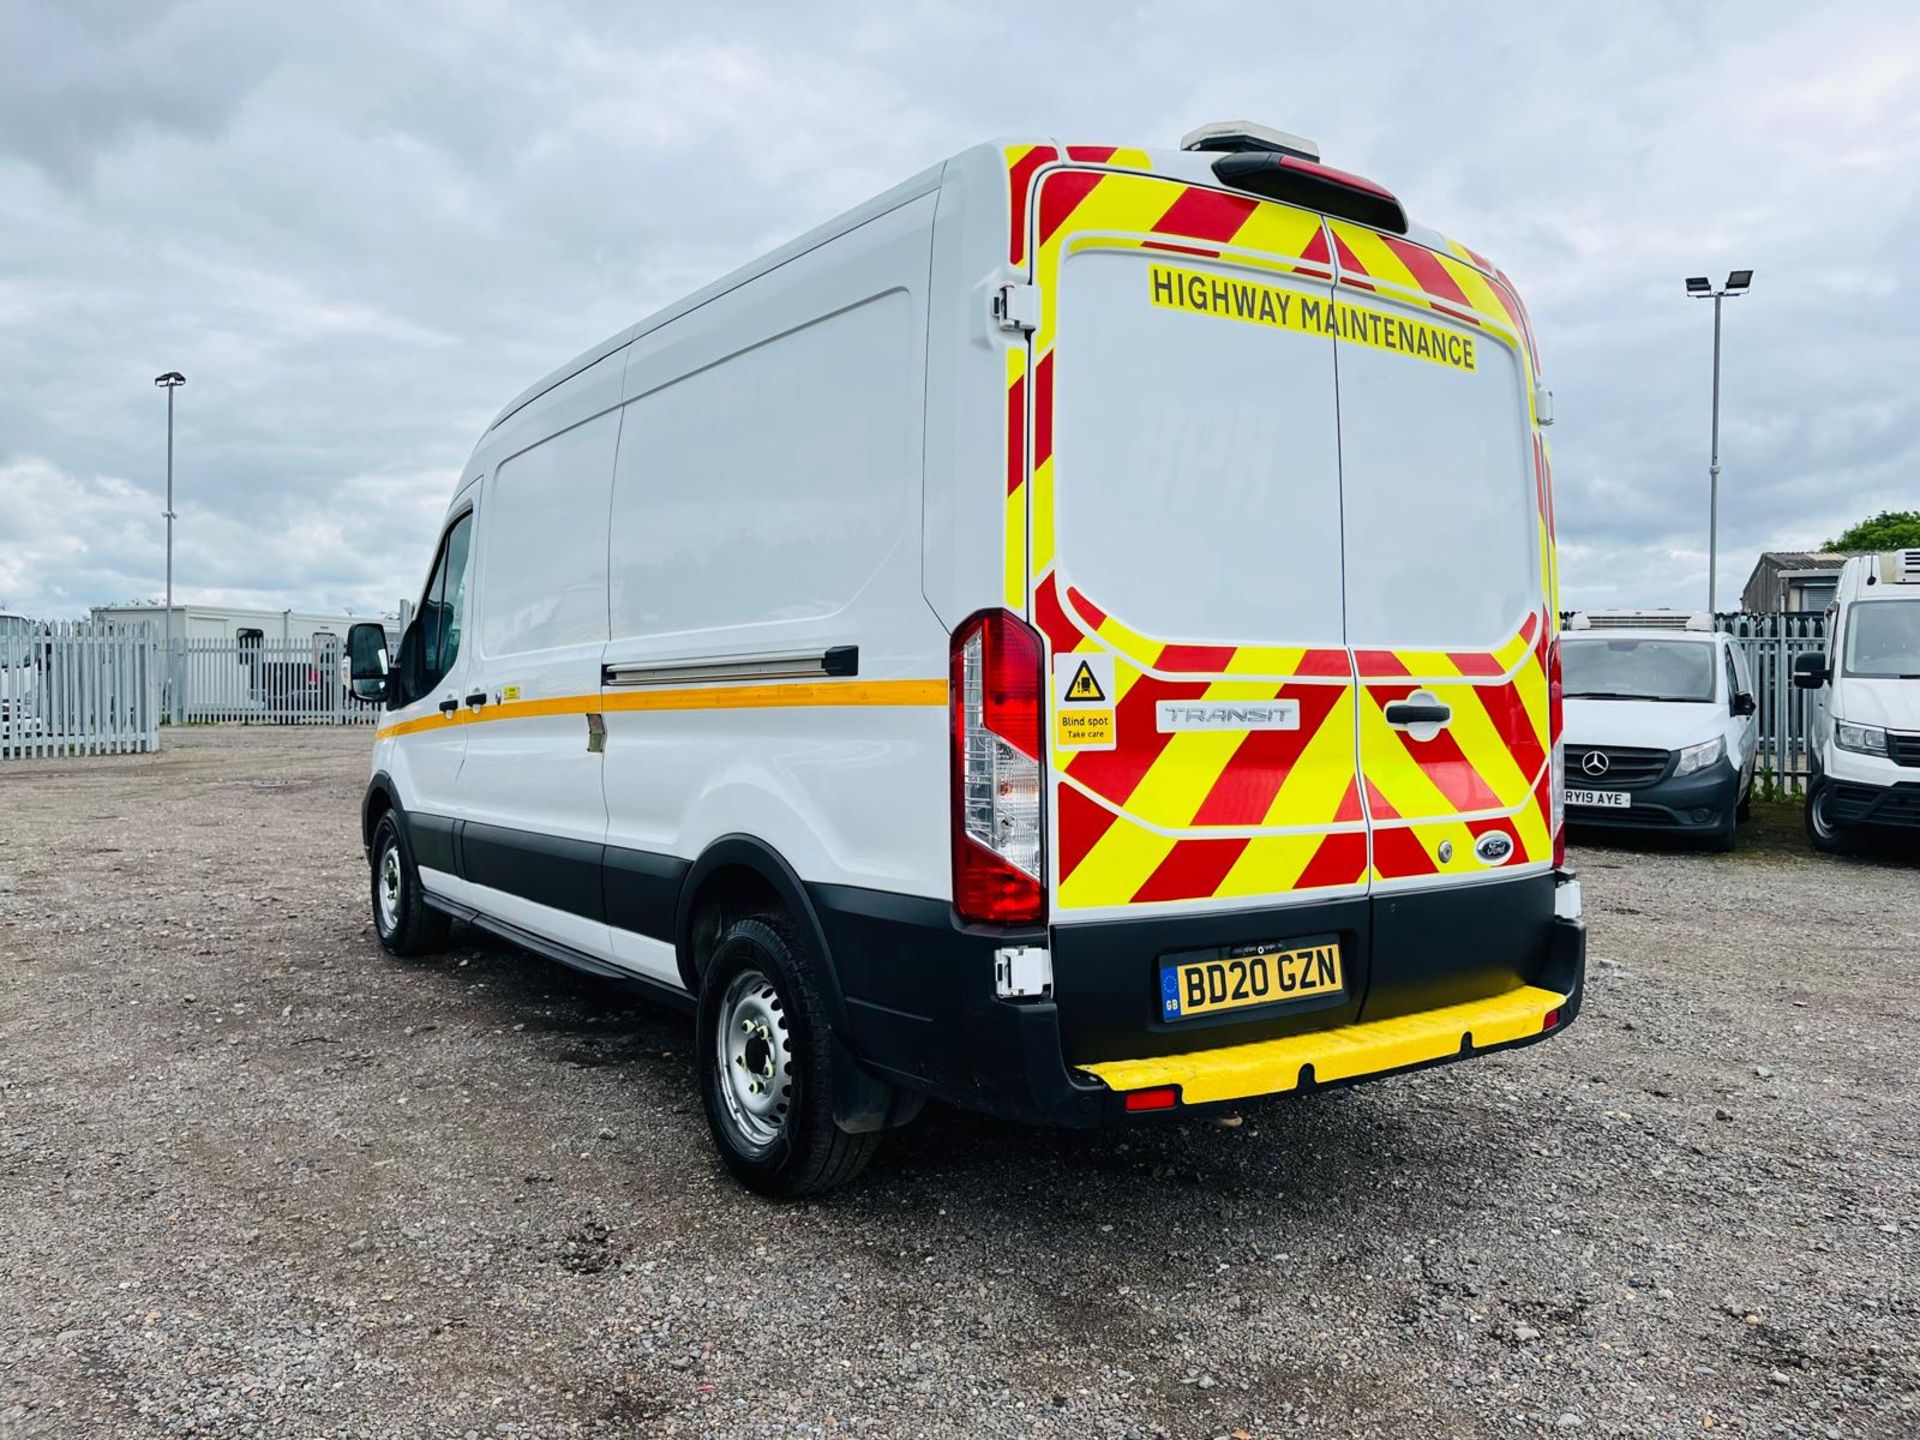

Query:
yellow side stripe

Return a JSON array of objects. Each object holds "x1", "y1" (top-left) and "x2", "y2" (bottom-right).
[
  {"x1": 374, "y1": 679, "x2": 947, "y2": 742},
  {"x1": 1078, "y1": 984, "x2": 1564, "y2": 1105}
]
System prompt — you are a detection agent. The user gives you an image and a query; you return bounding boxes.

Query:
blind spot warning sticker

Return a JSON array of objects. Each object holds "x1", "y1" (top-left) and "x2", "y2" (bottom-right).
[
  {"x1": 1054, "y1": 652, "x2": 1115, "y2": 752},
  {"x1": 1064, "y1": 658, "x2": 1106, "y2": 702}
]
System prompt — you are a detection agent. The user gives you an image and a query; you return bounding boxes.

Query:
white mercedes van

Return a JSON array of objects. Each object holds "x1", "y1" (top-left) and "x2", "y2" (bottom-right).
[
  {"x1": 347, "y1": 125, "x2": 1586, "y2": 1195},
  {"x1": 1560, "y1": 615, "x2": 1757, "y2": 851},
  {"x1": 1795, "y1": 550, "x2": 1920, "y2": 852}
]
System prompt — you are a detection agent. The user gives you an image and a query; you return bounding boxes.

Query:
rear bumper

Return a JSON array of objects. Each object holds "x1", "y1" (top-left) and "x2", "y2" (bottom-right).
[
  {"x1": 1567, "y1": 759, "x2": 1739, "y2": 834},
  {"x1": 1078, "y1": 980, "x2": 1570, "y2": 1106},
  {"x1": 812, "y1": 873, "x2": 1586, "y2": 1127}
]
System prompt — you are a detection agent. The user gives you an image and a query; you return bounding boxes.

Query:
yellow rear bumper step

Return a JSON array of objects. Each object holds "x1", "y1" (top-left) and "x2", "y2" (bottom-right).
[{"x1": 1078, "y1": 984, "x2": 1566, "y2": 1106}]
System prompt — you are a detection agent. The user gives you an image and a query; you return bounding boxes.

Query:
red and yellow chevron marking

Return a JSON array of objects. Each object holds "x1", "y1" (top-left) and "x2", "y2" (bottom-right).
[
  {"x1": 1324, "y1": 219, "x2": 1530, "y2": 353},
  {"x1": 1035, "y1": 571, "x2": 1366, "y2": 909},
  {"x1": 999, "y1": 150, "x2": 1560, "y2": 906},
  {"x1": 1359, "y1": 612, "x2": 1553, "y2": 881}
]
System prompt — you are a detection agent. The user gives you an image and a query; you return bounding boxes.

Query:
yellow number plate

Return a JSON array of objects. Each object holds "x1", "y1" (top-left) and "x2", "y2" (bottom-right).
[{"x1": 1160, "y1": 943, "x2": 1344, "y2": 1020}]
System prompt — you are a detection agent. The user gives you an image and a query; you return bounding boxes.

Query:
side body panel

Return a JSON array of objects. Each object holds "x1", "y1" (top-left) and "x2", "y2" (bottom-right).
[{"x1": 598, "y1": 191, "x2": 951, "y2": 954}]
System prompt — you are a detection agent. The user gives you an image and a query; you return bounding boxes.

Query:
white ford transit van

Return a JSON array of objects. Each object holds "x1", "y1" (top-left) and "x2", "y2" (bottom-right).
[
  {"x1": 1795, "y1": 550, "x2": 1920, "y2": 852},
  {"x1": 347, "y1": 125, "x2": 1586, "y2": 1195}
]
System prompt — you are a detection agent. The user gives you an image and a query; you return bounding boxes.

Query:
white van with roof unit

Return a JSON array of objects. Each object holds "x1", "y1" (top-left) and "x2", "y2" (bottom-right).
[
  {"x1": 1794, "y1": 549, "x2": 1920, "y2": 852},
  {"x1": 346, "y1": 124, "x2": 1586, "y2": 1195}
]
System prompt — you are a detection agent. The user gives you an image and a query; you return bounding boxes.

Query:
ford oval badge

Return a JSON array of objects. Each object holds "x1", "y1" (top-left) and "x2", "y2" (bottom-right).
[{"x1": 1474, "y1": 831, "x2": 1514, "y2": 865}]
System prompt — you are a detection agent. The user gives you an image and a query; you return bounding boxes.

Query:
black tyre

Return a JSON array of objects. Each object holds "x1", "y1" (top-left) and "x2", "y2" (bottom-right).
[
  {"x1": 696, "y1": 916, "x2": 879, "y2": 1198},
  {"x1": 370, "y1": 812, "x2": 451, "y2": 957},
  {"x1": 1804, "y1": 778, "x2": 1856, "y2": 856},
  {"x1": 1705, "y1": 818, "x2": 1737, "y2": 853},
  {"x1": 1736, "y1": 787, "x2": 1753, "y2": 823}
]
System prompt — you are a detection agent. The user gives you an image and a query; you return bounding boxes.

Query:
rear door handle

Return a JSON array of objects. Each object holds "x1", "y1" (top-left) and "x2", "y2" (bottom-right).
[
  {"x1": 437, "y1": 696, "x2": 459, "y2": 715},
  {"x1": 464, "y1": 691, "x2": 487, "y2": 708},
  {"x1": 1384, "y1": 700, "x2": 1451, "y2": 727}
]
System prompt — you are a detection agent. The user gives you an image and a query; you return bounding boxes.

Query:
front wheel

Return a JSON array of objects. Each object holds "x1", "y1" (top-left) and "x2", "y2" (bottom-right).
[
  {"x1": 370, "y1": 812, "x2": 450, "y2": 957},
  {"x1": 1805, "y1": 779, "x2": 1857, "y2": 856},
  {"x1": 696, "y1": 917, "x2": 879, "y2": 1197}
]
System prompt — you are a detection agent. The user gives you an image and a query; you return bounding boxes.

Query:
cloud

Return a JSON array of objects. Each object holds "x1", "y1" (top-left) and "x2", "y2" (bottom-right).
[{"x1": 2, "y1": 0, "x2": 1918, "y2": 620}]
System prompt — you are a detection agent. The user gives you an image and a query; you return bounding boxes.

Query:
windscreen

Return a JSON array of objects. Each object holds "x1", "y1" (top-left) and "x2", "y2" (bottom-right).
[
  {"x1": 1050, "y1": 252, "x2": 1344, "y2": 646},
  {"x1": 1562, "y1": 638, "x2": 1716, "y2": 702},
  {"x1": 1844, "y1": 600, "x2": 1920, "y2": 678}
]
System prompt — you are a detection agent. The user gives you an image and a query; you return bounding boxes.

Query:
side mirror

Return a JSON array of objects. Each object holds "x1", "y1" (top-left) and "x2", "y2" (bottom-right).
[
  {"x1": 347, "y1": 622, "x2": 390, "y2": 704},
  {"x1": 1732, "y1": 691, "x2": 1756, "y2": 717},
  {"x1": 1791, "y1": 652, "x2": 1829, "y2": 690}
]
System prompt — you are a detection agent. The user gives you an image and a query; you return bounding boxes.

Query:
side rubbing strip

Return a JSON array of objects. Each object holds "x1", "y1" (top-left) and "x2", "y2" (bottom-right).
[
  {"x1": 406, "y1": 812, "x2": 459, "y2": 874},
  {"x1": 461, "y1": 822, "x2": 607, "y2": 924}
]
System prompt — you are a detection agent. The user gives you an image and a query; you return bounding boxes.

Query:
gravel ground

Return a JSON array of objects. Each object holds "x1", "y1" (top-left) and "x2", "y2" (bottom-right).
[{"x1": 1, "y1": 727, "x2": 1917, "y2": 1440}]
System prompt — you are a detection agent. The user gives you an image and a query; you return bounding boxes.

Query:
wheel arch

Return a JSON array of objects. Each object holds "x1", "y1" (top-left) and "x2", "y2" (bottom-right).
[
  {"x1": 361, "y1": 771, "x2": 404, "y2": 857},
  {"x1": 674, "y1": 835, "x2": 850, "y2": 1033}
]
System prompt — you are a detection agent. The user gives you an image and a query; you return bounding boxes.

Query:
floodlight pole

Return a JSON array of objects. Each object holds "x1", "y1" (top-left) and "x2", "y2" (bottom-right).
[
  {"x1": 154, "y1": 371, "x2": 186, "y2": 713},
  {"x1": 1708, "y1": 292, "x2": 1722, "y2": 616},
  {"x1": 1685, "y1": 273, "x2": 1748, "y2": 615}
]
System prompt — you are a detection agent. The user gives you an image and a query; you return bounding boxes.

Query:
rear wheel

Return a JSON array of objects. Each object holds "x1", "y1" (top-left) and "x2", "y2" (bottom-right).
[
  {"x1": 370, "y1": 812, "x2": 450, "y2": 957},
  {"x1": 697, "y1": 917, "x2": 879, "y2": 1197},
  {"x1": 1805, "y1": 778, "x2": 1857, "y2": 856}
]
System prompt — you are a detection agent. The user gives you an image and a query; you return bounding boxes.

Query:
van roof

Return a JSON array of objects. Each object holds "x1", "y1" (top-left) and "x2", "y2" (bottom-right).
[
  {"x1": 486, "y1": 137, "x2": 1488, "y2": 438},
  {"x1": 486, "y1": 156, "x2": 950, "y2": 435}
]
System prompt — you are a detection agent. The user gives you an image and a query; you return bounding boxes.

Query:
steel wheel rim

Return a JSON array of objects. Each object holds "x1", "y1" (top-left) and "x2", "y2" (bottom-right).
[
  {"x1": 1811, "y1": 787, "x2": 1833, "y2": 839},
  {"x1": 377, "y1": 842, "x2": 403, "y2": 934},
  {"x1": 715, "y1": 967, "x2": 792, "y2": 1153}
]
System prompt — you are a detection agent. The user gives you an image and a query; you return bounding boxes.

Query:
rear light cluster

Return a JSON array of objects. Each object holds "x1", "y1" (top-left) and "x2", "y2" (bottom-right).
[
  {"x1": 950, "y1": 610, "x2": 1046, "y2": 925},
  {"x1": 1547, "y1": 635, "x2": 1566, "y2": 868}
]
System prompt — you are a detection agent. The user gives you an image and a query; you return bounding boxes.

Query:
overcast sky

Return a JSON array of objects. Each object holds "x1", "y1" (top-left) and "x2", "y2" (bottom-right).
[{"x1": 2, "y1": 0, "x2": 1916, "y2": 620}]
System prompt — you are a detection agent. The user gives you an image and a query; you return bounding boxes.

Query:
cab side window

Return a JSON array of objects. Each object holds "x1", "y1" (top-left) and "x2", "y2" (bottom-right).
[
  {"x1": 417, "y1": 511, "x2": 474, "y2": 690},
  {"x1": 1722, "y1": 647, "x2": 1739, "y2": 703}
]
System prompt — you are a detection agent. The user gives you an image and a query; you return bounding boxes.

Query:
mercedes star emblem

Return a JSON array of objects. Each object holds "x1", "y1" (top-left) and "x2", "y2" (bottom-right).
[{"x1": 1581, "y1": 750, "x2": 1610, "y2": 776}]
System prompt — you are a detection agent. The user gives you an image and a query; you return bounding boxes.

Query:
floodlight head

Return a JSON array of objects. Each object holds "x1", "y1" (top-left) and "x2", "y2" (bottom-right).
[
  {"x1": 1685, "y1": 277, "x2": 1712, "y2": 294},
  {"x1": 153, "y1": 371, "x2": 186, "y2": 388},
  {"x1": 1725, "y1": 269, "x2": 1753, "y2": 291}
]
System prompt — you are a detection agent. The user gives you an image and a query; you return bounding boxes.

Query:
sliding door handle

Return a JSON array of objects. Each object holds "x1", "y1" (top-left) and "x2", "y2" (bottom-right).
[
  {"x1": 437, "y1": 697, "x2": 459, "y2": 715},
  {"x1": 464, "y1": 691, "x2": 488, "y2": 708}
]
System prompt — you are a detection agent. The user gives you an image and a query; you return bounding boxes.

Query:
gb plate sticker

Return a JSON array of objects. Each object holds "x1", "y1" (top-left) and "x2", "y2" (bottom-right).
[{"x1": 1053, "y1": 652, "x2": 1116, "y2": 752}]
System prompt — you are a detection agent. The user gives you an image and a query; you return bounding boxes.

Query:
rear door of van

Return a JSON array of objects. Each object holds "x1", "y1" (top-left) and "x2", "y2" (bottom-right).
[
  {"x1": 1015, "y1": 159, "x2": 1554, "y2": 1045},
  {"x1": 1015, "y1": 161, "x2": 1375, "y2": 1046},
  {"x1": 1320, "y1": 218, "x2": 1555, "y2": 1018}
]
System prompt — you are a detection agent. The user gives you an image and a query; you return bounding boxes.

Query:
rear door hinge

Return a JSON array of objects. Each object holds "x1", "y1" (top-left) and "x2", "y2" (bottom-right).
[{"x1": 994, "y1": 282, "x2": 1040, "y2": 334}]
